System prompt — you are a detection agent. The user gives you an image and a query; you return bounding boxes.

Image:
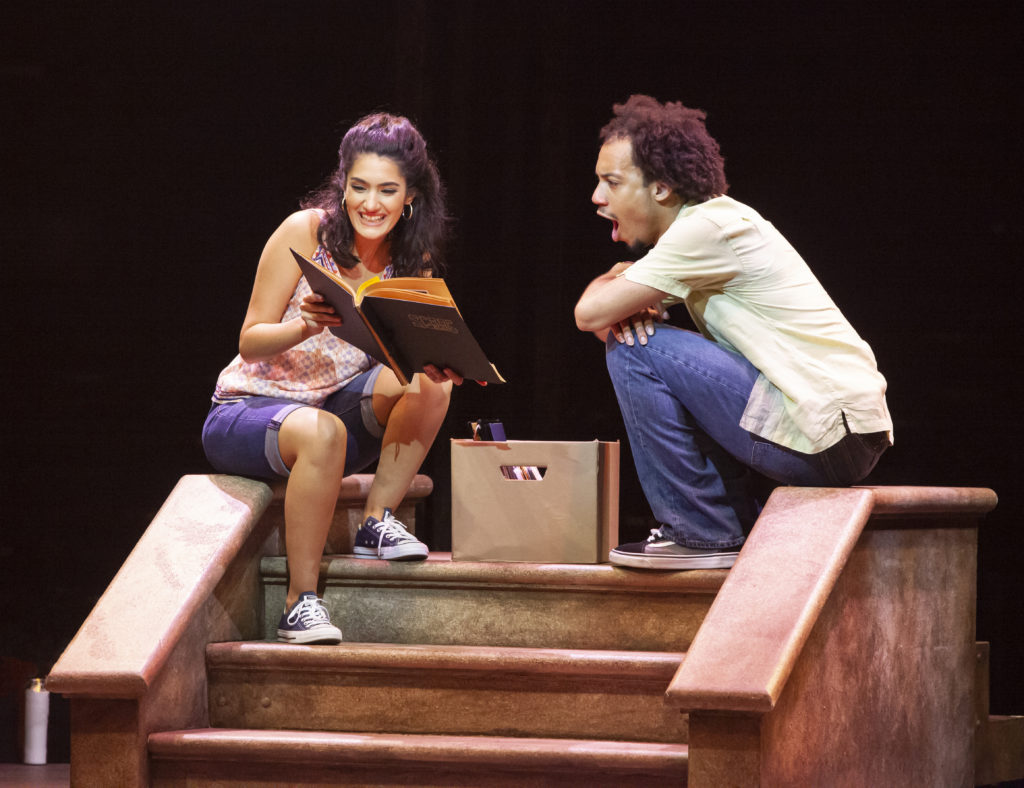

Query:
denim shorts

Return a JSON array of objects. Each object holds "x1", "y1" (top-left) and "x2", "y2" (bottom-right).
[{"x1": 202, "y1": 366, "x2": 385, "y2": 480}]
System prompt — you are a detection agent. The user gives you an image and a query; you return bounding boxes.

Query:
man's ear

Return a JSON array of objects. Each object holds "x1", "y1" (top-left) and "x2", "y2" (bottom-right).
[{"x1": 652, "y1": 181, "x2": 675, "y2": 203}]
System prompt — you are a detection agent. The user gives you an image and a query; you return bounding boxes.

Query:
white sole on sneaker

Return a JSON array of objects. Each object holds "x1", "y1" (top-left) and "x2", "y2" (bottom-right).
[
  {"x1": 277, "y1": 626, "x2": 342, "y2": 645},
  {"x1": 608, "y1": 549, "x2": 738, "y2": 570},
  {"x1": 353, "y1": 544, "x2": 428, "y2": 560}
]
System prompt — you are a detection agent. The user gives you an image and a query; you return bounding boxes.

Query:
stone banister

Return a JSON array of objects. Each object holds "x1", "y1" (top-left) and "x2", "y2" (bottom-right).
[
  {"x1": 47, "y1": 472, "x2": 435, "y2": 700},
  {"x1": 46, "y1": 471, "x2": 432, "y2": 786},
  {"x1": 866, "y1": 484, "x2": 999, "y2": 516},
  {"x1": 665, "y1": 485, "x2": 997, "y2": 713},
  {"x1": 47, "y1": 474, "x2": 274, "y2": 699},
  {"x1": 666, "y1": 484, "x2": 998, "y2": 786}
]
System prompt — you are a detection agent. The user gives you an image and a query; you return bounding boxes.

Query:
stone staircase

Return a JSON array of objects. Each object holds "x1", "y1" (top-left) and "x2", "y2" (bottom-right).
[
  {"x1": 47, "y1": 474, "x2": 1023, "y2": 786},
  {"x1": 149, "y1": 557, "x2": 708, "y2": 785}
]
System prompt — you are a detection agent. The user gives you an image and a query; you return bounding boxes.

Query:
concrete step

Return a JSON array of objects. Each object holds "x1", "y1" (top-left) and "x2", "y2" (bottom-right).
[
  {"x1": 261, "y1": 553, "x2": 726, "y2": 651},
  {"x1": 148, "y1": 728, "x2": 688, "y2": 787},
  {"x1": 206, "y1": 641, "x2": 687, "y2": 742}
]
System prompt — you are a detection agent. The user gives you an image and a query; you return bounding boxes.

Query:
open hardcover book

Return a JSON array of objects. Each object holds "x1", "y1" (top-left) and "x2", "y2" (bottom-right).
[{"x1": 291, "y1": 249, "x2": 505, "y2": 386}]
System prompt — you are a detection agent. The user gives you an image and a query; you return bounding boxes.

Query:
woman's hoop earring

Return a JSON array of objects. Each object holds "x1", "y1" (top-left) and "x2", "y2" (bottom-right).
[
  {"x1": 341, "y1": 195, "x2": 347, "y2": 210},
  {"x1": 402, "y1": 202, "x2": 414, "y2": 220}
]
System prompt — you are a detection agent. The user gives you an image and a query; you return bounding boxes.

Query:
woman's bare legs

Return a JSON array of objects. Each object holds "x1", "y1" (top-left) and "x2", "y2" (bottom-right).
[
  {"x1": 364, "y1": 370, "x2": 452, "y2": 520},
  {"x1": 273, "y1": 370, "x2": 450, "y2": 607},
  {"x1": 276, "y1": 406, "x2": 347, "y2": 609}
]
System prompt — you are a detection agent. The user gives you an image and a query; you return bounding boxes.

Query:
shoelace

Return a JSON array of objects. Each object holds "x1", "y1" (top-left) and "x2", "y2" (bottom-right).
[
  {"x1": 373, "y1": 512, "x2": 417, "y2": 547},
  {"x1": 646, "y1": 527, "x2": 666, "y2": 543},
  {"x1": 287, "y1": 596, "x2": 330, "y2": 627}
]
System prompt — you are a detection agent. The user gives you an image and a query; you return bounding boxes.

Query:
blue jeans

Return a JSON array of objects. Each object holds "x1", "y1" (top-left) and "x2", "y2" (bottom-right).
[{"x1": 605, "y1": 327, "x2": 889, "y2": 549}]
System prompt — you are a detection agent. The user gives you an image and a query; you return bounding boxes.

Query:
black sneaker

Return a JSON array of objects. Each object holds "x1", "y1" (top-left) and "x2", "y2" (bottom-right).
[
  {"x1": 353, "y1": 508, "x2": 428, "y2": 561},
  {"x1": 276, "y1": 592, "x2": 342, "y2": 644},
  {"x1": 609, "y1": 528, "x2": 740, "y2": 570}
]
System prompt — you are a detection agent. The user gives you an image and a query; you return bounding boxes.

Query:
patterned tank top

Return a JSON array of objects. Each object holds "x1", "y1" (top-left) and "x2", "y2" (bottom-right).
[{"x1": 212, "y1": 245, "x2": 393, "y2": 406}]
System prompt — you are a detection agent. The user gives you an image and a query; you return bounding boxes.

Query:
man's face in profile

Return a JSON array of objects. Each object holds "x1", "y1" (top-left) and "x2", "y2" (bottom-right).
[{"x1": 592, "y1": 137, "x2": 661, "y2": 254}]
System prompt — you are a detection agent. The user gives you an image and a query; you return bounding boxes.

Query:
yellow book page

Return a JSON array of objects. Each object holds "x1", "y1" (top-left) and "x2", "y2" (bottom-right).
[
  {"x1": 356, "y1": 276, "x2": 456, "y2": 307},
  {"x1": 362, "y1": 289, "x2": 455, "y2": 309}
]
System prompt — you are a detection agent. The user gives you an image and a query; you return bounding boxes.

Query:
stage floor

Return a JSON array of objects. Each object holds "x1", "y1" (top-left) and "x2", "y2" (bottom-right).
[{"x1": 0, "y1": 764, "x2": 68, "y2": 787}]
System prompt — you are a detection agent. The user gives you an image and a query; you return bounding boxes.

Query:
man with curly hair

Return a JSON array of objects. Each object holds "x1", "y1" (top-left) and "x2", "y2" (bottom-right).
[{"x1": 575, "y1": 95, "x2": 893, "y2": 570}]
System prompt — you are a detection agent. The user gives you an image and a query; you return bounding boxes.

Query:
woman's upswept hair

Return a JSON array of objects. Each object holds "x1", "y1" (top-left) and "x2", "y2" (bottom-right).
[
  {"x1": 600, "y1": 95, "x2": 728, "y2": 203},
  {"x1": 303, "y1": 112, "x2": 449, "y2": 276}
]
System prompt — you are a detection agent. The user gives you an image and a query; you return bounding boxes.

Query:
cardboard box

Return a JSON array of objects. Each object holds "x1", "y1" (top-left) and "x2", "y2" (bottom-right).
[{"x1": 451, "y1": 439, "x2": 619, "y2": 563}]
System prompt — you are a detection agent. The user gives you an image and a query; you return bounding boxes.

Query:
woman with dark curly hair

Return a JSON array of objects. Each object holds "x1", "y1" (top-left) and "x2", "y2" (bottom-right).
[
  {"x1": 202, "y1": 112, "x2": 463, "y2": 644},
  {"x1": 576, "y1": 95, "x2": 892, "y2": 571}
]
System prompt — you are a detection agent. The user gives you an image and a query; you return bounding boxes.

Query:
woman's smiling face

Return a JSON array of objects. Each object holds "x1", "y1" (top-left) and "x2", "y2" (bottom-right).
[{"x1": 345, "y1": 153, "x2": 414, "y2": 241}]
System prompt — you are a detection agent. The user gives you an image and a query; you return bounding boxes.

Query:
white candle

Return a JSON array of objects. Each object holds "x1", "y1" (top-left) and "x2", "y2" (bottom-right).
[{"x1": 24, "y1": 678, "x2": 49, "y2": 765}]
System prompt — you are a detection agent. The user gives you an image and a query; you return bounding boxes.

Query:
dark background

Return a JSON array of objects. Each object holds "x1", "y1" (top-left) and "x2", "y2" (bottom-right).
[{"x1": 3, "y1": 0, "x2": 1021, "y2": 763}]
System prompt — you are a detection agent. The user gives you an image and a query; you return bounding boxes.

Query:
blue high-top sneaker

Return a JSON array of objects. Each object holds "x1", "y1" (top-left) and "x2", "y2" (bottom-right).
[
  {"x1": 276, "y1": 592, "x2": 342, "y2": 644},
  {"x1": 609, "y1": 527, "x2": 740, "y2": 570},
  {"x1": 353, "y1": 508, "x2": 428, "y2": 560}
]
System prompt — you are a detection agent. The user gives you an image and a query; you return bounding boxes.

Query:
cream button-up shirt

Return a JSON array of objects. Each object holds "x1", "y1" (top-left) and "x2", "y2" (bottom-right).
[{"x1": 624, "y1": 196, "x2": 893, "y2": 453}]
